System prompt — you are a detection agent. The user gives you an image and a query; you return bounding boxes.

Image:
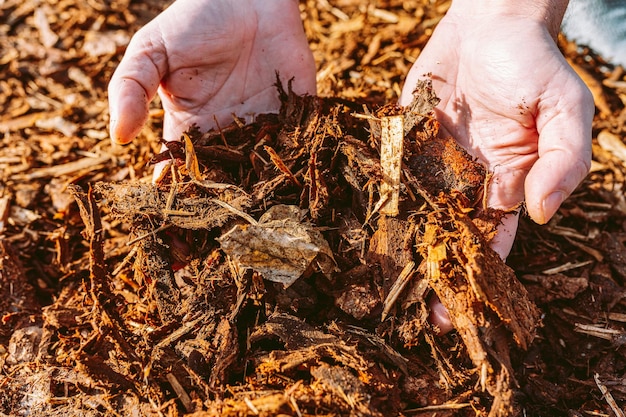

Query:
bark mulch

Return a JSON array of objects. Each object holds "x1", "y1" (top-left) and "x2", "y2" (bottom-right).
[{"x1": 1, "y1": 1, "x2": 626, "y2": 416}]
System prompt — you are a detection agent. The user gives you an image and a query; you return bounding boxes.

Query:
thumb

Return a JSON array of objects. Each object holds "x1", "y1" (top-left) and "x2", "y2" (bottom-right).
[
  {"x1": 108, "y1": 30, "x2": 164, "y2": 144},
  {"x1": 524, "y1": 82, "x2": 593, "y2": 224}
]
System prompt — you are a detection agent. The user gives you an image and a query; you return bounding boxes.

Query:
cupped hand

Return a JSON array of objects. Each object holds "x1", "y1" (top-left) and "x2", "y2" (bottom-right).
[
  {"x1": 400, "y1": 3, "x2": 594, "y2": 333},
  {"x1": 108, "y1": 0, "x2": 316, "y2": 146},
  {"x1": 400, "y1": 5, "x2": 593, "y2": 259}
]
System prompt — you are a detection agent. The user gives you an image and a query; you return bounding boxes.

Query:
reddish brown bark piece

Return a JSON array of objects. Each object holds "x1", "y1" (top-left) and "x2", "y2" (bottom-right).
[
  {"x1": 409, "y1": 135, "x2": 486, "y2": 205},
  {"x1": 367, "y1": 216, "x2": 414, "y2": 291},
  {"x1": 0, "y1": 241, "x2": 38, "y2": 341},
  {"x1": 456, "y1": 211, "x2": 541, "y2": 350}
]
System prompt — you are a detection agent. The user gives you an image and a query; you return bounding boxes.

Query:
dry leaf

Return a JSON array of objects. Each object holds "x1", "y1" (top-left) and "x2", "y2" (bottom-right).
[{"x1": 218, "y1": 204, "x2": 337, "y2": 287}]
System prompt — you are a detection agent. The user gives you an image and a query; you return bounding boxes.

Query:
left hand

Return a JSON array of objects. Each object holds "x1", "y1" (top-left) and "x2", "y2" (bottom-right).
[{"x1": 108, "y1": 0, "x2": 316, "y2": 148}]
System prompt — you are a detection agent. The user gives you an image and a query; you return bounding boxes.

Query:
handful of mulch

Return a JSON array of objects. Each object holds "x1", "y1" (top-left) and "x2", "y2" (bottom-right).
[{"x1": 62, "y1": 79, "x2": 540, "y2": 416}]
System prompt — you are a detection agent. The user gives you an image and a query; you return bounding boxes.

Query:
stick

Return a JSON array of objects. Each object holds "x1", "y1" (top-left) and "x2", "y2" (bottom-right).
[
  {"x1": 166, "y1": 373, "x2": 194, "y2": 413},
  {"x1": 594, "y1": 373, "x2": 625, "y2": 417},
  {"x1": 404, "y1": 402, "x2": 471, "y2": 413},
  {"x1": 382, "y1": 261, "x2": 415, "y2": 321}
]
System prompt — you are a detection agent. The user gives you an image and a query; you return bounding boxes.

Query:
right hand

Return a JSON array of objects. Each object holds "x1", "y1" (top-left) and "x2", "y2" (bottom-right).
[
  {"x1": 400, "y1": 1, "x2": 593, "y2": 260},
  {"x1": 108, "y1": 0, "x2": 316, "y2": 147},
  {"x1": 400, "y1": 0, "x2": 593, "y2": 334}
]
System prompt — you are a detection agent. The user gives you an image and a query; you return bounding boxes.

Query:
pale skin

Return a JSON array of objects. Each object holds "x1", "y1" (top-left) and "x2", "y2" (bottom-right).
[
  {"x1": 108, "y1": 0, "x2": 593, "y2": 334},
  {"x1": 108, "y1": 0, "x2": 317, "y2": 146},
  {"x1": 398, "y1": 0, "x2": 593, "y2": 331}
]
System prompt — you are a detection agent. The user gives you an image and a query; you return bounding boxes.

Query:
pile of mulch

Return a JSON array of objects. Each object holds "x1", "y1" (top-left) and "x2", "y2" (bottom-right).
[{"x1": 1, "y1": 1, "x2": 626, "y2": 416}]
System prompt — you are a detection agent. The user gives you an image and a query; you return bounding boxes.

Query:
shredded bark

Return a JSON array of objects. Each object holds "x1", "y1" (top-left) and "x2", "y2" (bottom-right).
[{"x1": 1, "y1": 1, "x2": 626, "y2": 416}]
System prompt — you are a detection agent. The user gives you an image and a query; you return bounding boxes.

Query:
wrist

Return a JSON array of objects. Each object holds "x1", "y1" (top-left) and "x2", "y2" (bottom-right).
[{"x1": 446, "y1": 0, "x2": 569, "y2": 39}]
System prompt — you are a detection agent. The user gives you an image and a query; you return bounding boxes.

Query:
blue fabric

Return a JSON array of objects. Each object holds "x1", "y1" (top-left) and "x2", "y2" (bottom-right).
[{"x1": 562, "y1": 0, "x2": 626, "y2": 66}]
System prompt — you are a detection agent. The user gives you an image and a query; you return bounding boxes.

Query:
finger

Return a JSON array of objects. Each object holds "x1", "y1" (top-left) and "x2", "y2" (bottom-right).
[
  {"x1": 525, "y1": 149, "x2": 591, "y2": 224},
  {"x1": 490, "y1": 213, "x2": 520, "y2": 259},
  {"x1": 108, "y1": 77, "x2": 151, "y2": 145},
  {"x1": 524, "y1": 80, "x2": 593, "y2": 224},
  {"x1": 108, "y1": 30, "x2": 164, "y2": 144},
  {"x1": 428, "y1": 295, "x2": 455, "y2": 335},
  {"x1": 481, "y1": 164, "x2": 529, "y2": 259}
]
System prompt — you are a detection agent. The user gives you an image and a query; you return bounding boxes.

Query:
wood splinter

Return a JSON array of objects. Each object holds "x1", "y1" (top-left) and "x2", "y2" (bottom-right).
[
  {"x1": 594, "y1": 373, "x2": 625, "y2": 417},
  {"x1": 379, "y1": 115, "x2": 404, "y2": 216},
  {"x1": 166, "y1": 372, "x2": 194, "y2": 413},
  {"x1": 382, "y1": 261, "x2": 415, "y2": 321}
]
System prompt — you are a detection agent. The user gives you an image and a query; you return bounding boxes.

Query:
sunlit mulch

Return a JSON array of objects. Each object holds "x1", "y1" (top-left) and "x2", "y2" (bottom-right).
[{"x1": 1, "y1": 1, "x2": 626, "y2": 416}]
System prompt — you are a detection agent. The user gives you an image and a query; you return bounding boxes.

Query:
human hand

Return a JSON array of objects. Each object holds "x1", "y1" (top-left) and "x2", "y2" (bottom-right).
[
  {"x1": 400, "y1": 1, "x2": 594, "y2": 332},
  {"x1": 108, "y1": 0, "x2": 316, "y2": 148},
  {"x1": 400, "y1": 1, "x2": 593, "y2": 259}
]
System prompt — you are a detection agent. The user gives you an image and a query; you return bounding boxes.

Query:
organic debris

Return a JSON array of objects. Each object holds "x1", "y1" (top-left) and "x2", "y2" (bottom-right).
[
  {"x1": 45, "y1": 79, "x2": 535, "y2": 416},
  {"x1": 1, "y1": 1, "x2": 626, "y2": 416}
]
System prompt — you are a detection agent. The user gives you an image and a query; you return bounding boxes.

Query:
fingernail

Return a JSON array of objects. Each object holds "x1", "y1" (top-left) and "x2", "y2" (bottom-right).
[
  {"x1": 109, "y1": 116, "x2": 128, "y2": 145},
  {"x1": 542, "y1": 191, "x2": 565, "y2": 224},
  {"x1": 109, "y1": 112, "x2": 119, "y2": 142}
]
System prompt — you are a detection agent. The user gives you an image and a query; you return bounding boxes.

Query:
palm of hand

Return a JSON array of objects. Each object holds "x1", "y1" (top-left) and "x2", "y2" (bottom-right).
[
  {"x1": 401, "y1": 14, "x2": 593, "y2": 257},
  {"x1": 108, "y1": 0, "x2": 316, "y2": 144}
]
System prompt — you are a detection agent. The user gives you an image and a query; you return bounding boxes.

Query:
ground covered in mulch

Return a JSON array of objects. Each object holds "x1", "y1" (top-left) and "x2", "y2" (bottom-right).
[{"x1": 1, "y1": 1, "x2": 626, "y2": 416}]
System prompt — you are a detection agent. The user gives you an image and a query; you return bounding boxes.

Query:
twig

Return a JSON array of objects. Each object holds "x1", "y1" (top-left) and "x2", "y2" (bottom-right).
[
  {"x1": 382, "y1": 261, "x2": 415, "y2": 321},
  {"x1": 183, "y1": 133, "x2": 203, "y2": 181},
  {"x1": 594, "y1": 373, "x2": 625, "y2": 417},
  {"x1": 191, "y1": 178, "x2": 246, "y2": 192},
  {"x1": 214, "y1": 114, "x2": 230, "y2": 145},
  {"x1": 112, "y1": 245, "x2": 138, "y2": 277},
  {"x1": 145, "y1": 313, "x2": 207, "y2": 380},
  {"x1": 16, "y1": 154, "x2": 111, "y2": 180},
  {"x1": 289, "y1": 397, "x2": 303, "y2": 417},
  {"x1": 542, "y1": 260, "x2": 594, "y2": 275},
  {"x1": 575, "y1": 323, "x2": 626, "y2": 346},
  {"x1": 164, "y1": 166, "x2": 179, "y2": 216},
  {"x1": 264, "y1": 145, "x2": 302, "y2": 187},
  {"x1": 162, "y1": 209, "x2": 196, "y2": 216},
  {"x1": 211, "y1": 199, "x2": 258, "y2": 225},
  {"x1": 350, "y1": 112, "x2": 380, "y2": 121},
  {"x1": 607, "y1": 312, "x2": 626, "y2": 323},
  {"x1": 564, "y1": 237, "x2": 604, "y2": 262},
  {"x1": 244, "y1": 397, "x2": 260, "y2": 415},
  {"x1": 404, "y1": 402, "x2": 471, "y2": 413},
  {"x1": 400, "y1": 169, "x2": 417, "y2": 202},
  {"x1": 126, "y1": 223, "x2": 172, "y2": 246},
  {"x1": 166, "y1": 373, "x2": 194, "y2": 413},
  {"x1": 365, "y1": 192, "x2": 389, "y2": 225}
]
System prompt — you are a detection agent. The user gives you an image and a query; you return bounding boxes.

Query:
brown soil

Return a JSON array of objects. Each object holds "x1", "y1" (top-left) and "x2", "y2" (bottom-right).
[{"x1": 1, "y1": 1, "x2": 626, "y2": 416}]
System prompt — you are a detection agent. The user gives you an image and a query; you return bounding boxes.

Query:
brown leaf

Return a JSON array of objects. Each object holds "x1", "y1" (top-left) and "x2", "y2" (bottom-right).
[{"x1": 218, "y1": 205, "x2": 337, "y2": 287}]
